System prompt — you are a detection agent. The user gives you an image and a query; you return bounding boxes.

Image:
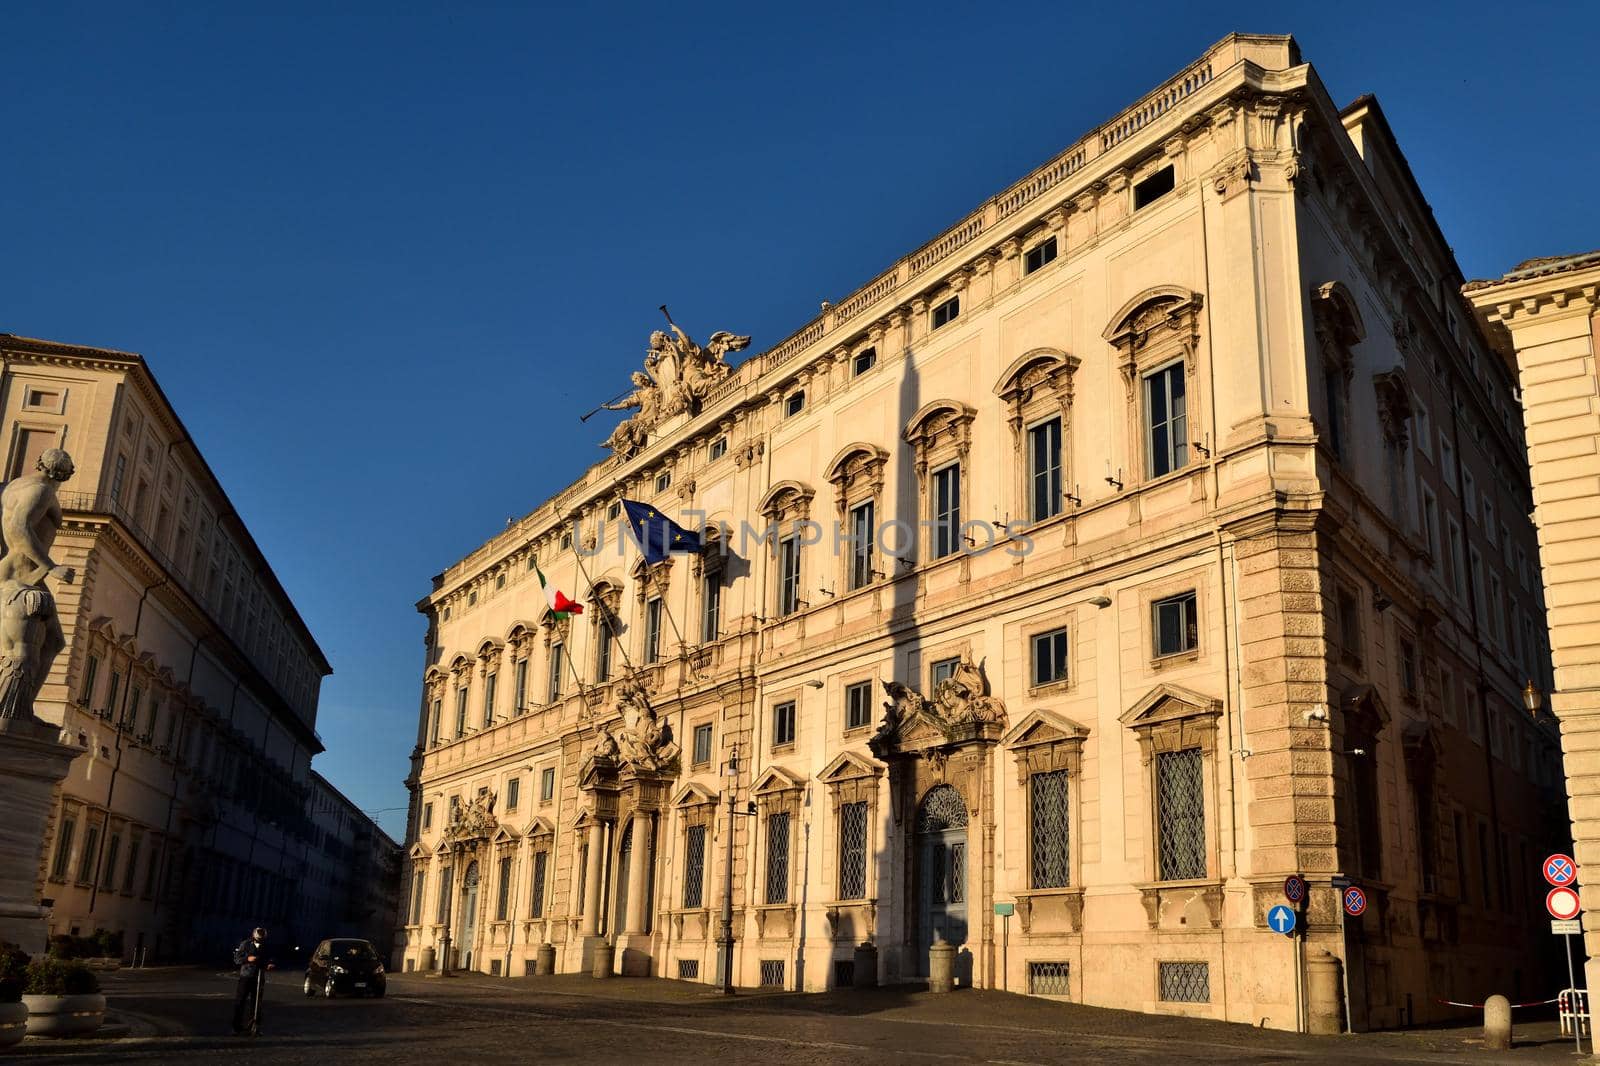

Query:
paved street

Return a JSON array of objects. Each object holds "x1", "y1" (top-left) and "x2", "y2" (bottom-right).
[{"x1": 4, "y1": 967, "x2": 1589, "y2": 1064}]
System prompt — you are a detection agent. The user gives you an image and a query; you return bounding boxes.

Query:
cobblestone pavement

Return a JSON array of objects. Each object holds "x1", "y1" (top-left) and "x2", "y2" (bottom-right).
[{"x1": 5, "y1": 967, "x2": 1588, "y2": 1064}]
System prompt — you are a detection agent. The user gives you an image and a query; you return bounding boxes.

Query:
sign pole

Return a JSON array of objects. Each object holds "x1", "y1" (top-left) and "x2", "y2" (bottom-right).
[
  {"x1": 1565, "y1": 931, "x2": 1583, "y2": 1054},
  {"x1": 1293, "y1": 927, "x2": 1304, "y2": 1033},
  {"x1": 1339, "y1": 903, "x2": 1353, "y2": 1034}
]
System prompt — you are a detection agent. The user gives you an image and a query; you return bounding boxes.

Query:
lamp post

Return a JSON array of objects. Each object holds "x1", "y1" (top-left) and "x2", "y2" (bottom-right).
[
  {"x1": 718, "y1": 744, "x2": 739, "y2": 994},
  {"x1": 439, "y1": 841, "x2": 457, "y2": 976},
  {"x1": 1523, "y1": 679, "x2": 1544, "y2": 717}
]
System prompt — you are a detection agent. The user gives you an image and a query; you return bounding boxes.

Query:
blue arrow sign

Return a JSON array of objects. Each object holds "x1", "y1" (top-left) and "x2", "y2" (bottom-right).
[{"x1": 1267, "y1": 904, "x2": 1297, "y2": 935}]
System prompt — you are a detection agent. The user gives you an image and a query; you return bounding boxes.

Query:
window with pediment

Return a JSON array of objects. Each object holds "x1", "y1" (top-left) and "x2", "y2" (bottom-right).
[
  {"x1": 1103, "y1": 287, "x2": 1204, "y2": 487},
  {"x1": 759, "y1": 482, "x2": 815, "y2": 617},
  {"x1": 826, "y1": 444, "x2": 889, "y2": 592},
  {"x1": 587, "y1": 580, "x2": 623, "y2": 681},
  {"x1": 904, "y1": 402, "x2": 976, "y2": 563},
  {"x1": 818, "y1": 752, "x2": 882, "y2": 903},
  {"x1": 995, "y1": 350, "x2": 1080, "y2": 524},
  {"x1": 753, "y1": 767, "x2": 804, "y2": 906},
  {"x1": 1310, "y1": 281, "x2": 1364, "y2": 463},
  {"x1": 692, "y1": 525, "x2": 726, "y2": 642},
  {"x1": 1005, "y1": 710, "x2": 1089, "y2": 896},
  {"x1": 1120, "y1": 685, "x2": 1221, "y2": 884}
]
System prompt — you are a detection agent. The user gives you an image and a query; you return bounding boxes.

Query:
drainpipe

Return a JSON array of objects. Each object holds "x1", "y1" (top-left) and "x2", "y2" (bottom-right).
[{"x1": 88, "y1": 574, "x2": 169, "y2": 914}]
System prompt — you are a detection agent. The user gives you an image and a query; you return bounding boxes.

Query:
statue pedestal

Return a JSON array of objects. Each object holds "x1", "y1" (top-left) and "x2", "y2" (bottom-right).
[{"x1": 0, "y1": 719, "x2": 80, "y2": 954}]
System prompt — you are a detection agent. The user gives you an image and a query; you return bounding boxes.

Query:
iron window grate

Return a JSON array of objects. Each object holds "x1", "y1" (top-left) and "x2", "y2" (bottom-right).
[
  {"x1": 839, "y1": 802, "x2": 867, "y2": 899},
  {"x1": 678, "y1": 959, "x2": 700, "y2": 980},
  {"x1": 490, "y1": 959, "x2": 502, "y2": 976},
  {"x1": 1156, "y1": 748, "x2": 1206, "y2": 880},
  {"x1": 683, "y1": 824, "x2": 707, "y2": 908},
  {"x1": 1030, "y1": 769, "x2": 1071, "y2": 889},
  {"x1": 760, "y1": 959, "x2": 785, "y2": 988},
  {"x1": 1029, "y1": 961, "x2": 1070, "y2": 997},
  {"x1": 1158, "y1": 961, "x2": 1210, "y2": 1003},
  {"x1": 766, "y1": 812, "x2": 791, "y2": 904},
  {"x1": 834, "y1": 959, "x2": 855, "y2": 987}
]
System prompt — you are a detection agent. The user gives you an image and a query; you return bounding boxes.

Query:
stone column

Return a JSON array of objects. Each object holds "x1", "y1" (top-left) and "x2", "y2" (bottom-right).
[
  {"x1": 0, "y1": 722, "x2": 82, "y2": 954},
  {"x1": 623, "y1": 809, "x2": 651, "y2": 934},
  {"x1": 580, "y1": 821, "x2": 606, "y2": 936}
]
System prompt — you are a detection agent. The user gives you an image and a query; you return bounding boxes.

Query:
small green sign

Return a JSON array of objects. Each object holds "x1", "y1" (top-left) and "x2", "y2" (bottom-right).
[{"x1": 993, "y1": 902, "x2": 1015, "y2": 917}]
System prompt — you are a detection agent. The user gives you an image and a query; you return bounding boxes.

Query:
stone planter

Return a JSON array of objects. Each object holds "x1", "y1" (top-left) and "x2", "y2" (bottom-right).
[
  {"x1": 22, "y1": 993, "x2": 105, "y2": 1037},
  {"x1": 0, "y1": 1001, "x2": 27, "y2": 1048}
]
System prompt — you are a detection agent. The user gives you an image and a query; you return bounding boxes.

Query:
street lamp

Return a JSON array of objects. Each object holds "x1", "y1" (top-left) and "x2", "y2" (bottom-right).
[
  {"x1": 1523, "y1": 679, "x2": 1544, "y2": 717},
  {"x1": 717, "y1": 744, "x2": 757, "y2": 995}
]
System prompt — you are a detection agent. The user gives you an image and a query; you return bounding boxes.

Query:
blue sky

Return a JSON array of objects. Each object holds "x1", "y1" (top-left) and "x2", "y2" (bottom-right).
[{"x1": 5, "y1": 2, "x2": 1596, "y2": 839}]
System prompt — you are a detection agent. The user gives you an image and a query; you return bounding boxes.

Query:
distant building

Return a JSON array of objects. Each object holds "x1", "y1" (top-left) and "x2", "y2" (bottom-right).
[
  {"x1": 1464, "y1": 251, "x2": 1600, "y2": 1002},
  {"x1": 1, "y1": 332, "x2": 334, "y2": 964},
  {"x1": 396, "y1": 34, "x2": 1563, "y2": 1030},
  {"x1": 305, "y1": 771, "x2": 403, "y2": 956}
]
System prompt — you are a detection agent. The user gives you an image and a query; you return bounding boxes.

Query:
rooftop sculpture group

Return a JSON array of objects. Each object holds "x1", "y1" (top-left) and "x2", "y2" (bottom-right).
[
  {"x1": 870, "y1": 656, "x2": 1007, "y2": 757},
  {"x1": 601, "y1": 323, "x2": 749, "y2": 459}
]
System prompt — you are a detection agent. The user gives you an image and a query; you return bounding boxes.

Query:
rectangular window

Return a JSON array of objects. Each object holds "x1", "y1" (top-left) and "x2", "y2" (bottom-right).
[
  {"x1": 1133, "y1": 165, "x2": 1176, "y2": 210},
  {"x1": 514, "y1": 659, "x2": 528, "y2": 715},
  {"x1": 533, "y1": 767, "x2": 552, "y2": 803},
  {"x1": 931, "y1": 296, "x2": 960, "y2": 329},
  {"x1": 849, "y1": 500, "x2": 874, "y2": 590},
  {"x1": 1152, "y1": 591, "x2": 1199, "y2": 658},
  {"x1": 77, "y1": 825, "x2": 99, "y2": 883},
  {"x1": 1156, "y1": 748, "x2": 1206, "y2": 880},
  {"x1": 429, "y1": 700, "x2": 442, "y2": 745},
  {"x1": 1469, "y1": 549, "x2": 1486, "y2": 628},
  {"x1": 692, "y1": 722, "x2": 713, "y2": 766},
  {"x1": 1145, "y1": 362, "x2": 1188, "y2": 478},
  {"x1": 506, "y1": 777, "x2": 520, "y2": 811},
  {"x1": 596, "y1": 614, "x2": 613, "y2": 681},
  {"x1": 1030, "y1": 769, "x2": 1071, "y2": 889},
  {"x1": 1490, "y1": 573, "x2": 1506, "y2": 646},
  {"x1": 1462, "y1": 468, "x2": 1476, "y2": 517},
  {"x1": 846, "y1": 681, "x2": 873, "y2": 731},
  {"x1": 455, "y1": 687, "x2": 469, "y2": 736},
  {"x1": 772, "y1": 700, "x2": 796, "y2": 747},
  {"x1": 122, "y1": 839, "x2": 140, "y2": 894},
  {"x1": 1446, "y1": 518, "x2": 1465, "y2": 596},
  {"x1": 777, "y1": 536, "x2": 801, "y2": 616},
  {"x1": 483, "y1": 672, "x2": 497, "y2": 727},
  {"x1": 931, "y1": 462, "x2": 961, "y2": 558},
  {"x1": 701, "y1": 571, "x2": 722, "y2": 641},
  {"x1": 1031, "y1": 627, "x2": 1069, "y2": 687},
  {"x1": 655, "y1": 471, "x2": 672, "y2": 494},
  {"x1": 708, "y1": 436, "x2": 728, "y2": 462},
  {"x1": 766, "y1": 811, "x2": 791, "y2": 904},
  {"x1": 931, "y1": 657, "x2": 960, "y2": 688},
  {"x1": 1024, "y1": 236, "x2": 1058, "y2": 275},
  {"x1": 683, "y1": 825, "x2": 707, "y2": 908},
  {"x1": 852, "y1": 347, "x2": 877, "y2": 376},
  {"x1": 1158, "y1": 961, "x2": 1210, "y2": 1003},
  {"x1": 51, "y1": 818, "x2": 75, "y2": 880},
  {"x1": 1439, "y1": 431, "x2": 1456, "y2": 489},
  {"x1": 495, "y1": 856, "x2": 513, "y2": 921},
  {"x1": 422, "y1": 802, "x2": 433, "y2": 830},
  {"x1": 530, "y1": 851, "x2": 548, "y2": 917},
  {"x1": 1413, "y1": 402, "x2": 1431, "y2": 462},
  {"x1": 548, "y1": 643, "x2": 564, "y2": 702},
  {"x1": 644, "y1": 597, "x2": 663, "y2": 663},
  {"x1": 110, "y1": 453, "x2": 128, "y2": 501},
  {"x1": 1400, "y1": 639, "x2": 1418, "y2": 699},
  {"x1": 785, "y1": 391, "x2": 805, "y2": 418},
  {"x1": 101, "y1": 833, "x2": 121, "y2": 889},
  {"x1": 437, "y1": 864, "x2": 453, "y2": 922},
  {"x1": 410, "y1": 871, "x2": 426, "y2": 924},
  {"x1": 1483, "y1": 498, "x2": 1497, "y2": 548},
  {"x1": 838, "y1": 802, "x2": 868, "y2": 899},
  {"x1": 1420, "y1": 487, "x2": 1440, "y2": 563},
  {"x1": 1338, "y1": 588, "x2": 1361, "y2": 655},
  {"x1": 1028, "y1": 417, "x2": 1063, "y2": 522},
  {"x1": 106, "y1": 671, "x2": 121, "y2": 716},
  {"x1": 80, "y1": 655, "x2": 99, "y2": 705}
]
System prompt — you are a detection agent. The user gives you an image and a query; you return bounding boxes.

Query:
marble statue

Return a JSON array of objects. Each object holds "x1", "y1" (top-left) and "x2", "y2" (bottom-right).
[
  {"x1": 0, "y1": 448, "x2": 76, "y2": 724},
  {"x1": 590, "y1": 676, "x2": 679, "y2": 773},
  {"x1": 870, "y1": 658, "x2": 1006, "y2": 756},
  {"x1": 601, "y1": 323, "x2": 750, "y2": 457}
]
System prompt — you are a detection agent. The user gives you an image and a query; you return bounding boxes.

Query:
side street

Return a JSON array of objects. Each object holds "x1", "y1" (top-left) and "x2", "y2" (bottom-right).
[{"x1": 7, "y1": 967, "x2": 1588, "y2": 1065}]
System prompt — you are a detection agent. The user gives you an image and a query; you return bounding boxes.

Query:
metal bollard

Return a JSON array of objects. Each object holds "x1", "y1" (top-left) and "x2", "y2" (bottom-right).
[
  {"x1": 928, "y1": 933, "x2": 955, "y2": 994},
  {"x1": 1483, "y1": 994, "x2": 1512, "y2": 1051},
  {"x1": 591, "y1": 941, "x2": 615, "y2": 979}
]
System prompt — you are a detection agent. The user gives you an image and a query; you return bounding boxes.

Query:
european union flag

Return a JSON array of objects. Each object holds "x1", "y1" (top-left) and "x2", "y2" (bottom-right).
[{"x1": 621, "y1": 499, "x2": 702, "y2": 565}]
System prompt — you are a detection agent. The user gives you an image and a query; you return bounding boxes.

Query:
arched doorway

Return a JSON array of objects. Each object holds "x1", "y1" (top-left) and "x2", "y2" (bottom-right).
[
  {"x1": 915, "y1": 784, "x2": 969, "y2": 978},
  {"x1": 458, "y1": 861, "x2": 480, "y2": 971}
]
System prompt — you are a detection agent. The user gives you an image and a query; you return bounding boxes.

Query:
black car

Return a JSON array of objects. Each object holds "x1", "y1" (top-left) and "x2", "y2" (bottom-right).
[{"x1": 302, "y1": 938, "x2": 386, "y2": 998}]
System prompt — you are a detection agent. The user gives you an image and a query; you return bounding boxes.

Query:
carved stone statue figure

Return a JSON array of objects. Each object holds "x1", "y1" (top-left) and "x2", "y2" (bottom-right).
[
  {"x1": 933, "y1": 657, "x2": 1006, "y2": 726},
  {"x1": 870, "y1": 660, "x2": 1006, "y2": 756},
  {"x1": 871, "y1": 679, "x2": 930, "y2": 756},
  {"x1": 0, "y1": 448, "x2": 76, "y2": 724},
  {"x1": 595, "y1": 676, "x2": 680, "y2": 773},
  {"x1": 445, "y1": 789, "x2": 498, "y2": 842},
  {"x1": 602, "y1": 323, "x2": 750, "y2": 456},
  {"x1": 600, "y1": 371, "x2": 661, "y2": 459}
]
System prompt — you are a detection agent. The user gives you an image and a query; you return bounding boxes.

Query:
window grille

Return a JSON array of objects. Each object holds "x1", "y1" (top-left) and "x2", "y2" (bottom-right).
[
  {"x1": 523, "y1": 959, "x2": 535, "y2": 976},
  {"x1": 1029, "y1": 961, "x2": 1071, "y2": 996},
  {"x1": 1158, "y1": 961, "x2": 1210, "y2": 1003},
  {"x1": 948, "y1": 842, "x2": 965, "y2": 903},
  {"x1": 678, "y1": 959, "x2": 700, "y2": 980},
  {"x1": 759, "y1": 960, "x2": 786, "y2": 988},
  {"x1": 1030, "y1": 770, "x2": 1070, "y2": 889},
  {"x1": 530, "y1": 851, "x2": 548, "y2": 917},
  {"x1": 916, "y1": 785, "x2": 969, "y2": 832},
  {"x1": 490, "y1": 959, "x2": 502, "y2": 976},
  {"x1": 683, "y1": 825, "x2": 707, "y2": 908},
  {"x1": 834, "y1": 958, "x2": 855, "y2": 986},
  {"x1": 766, "y1": 812, "x2": 791, "y2": 904},
  {"x1": 839, "y1": 802, "x2": 868, "y2": 899},
  {"x1": 1156, "y1": 749, "x2": 1206, "y2": 880},
  {"x1": 495, "y1": 856, "x2": 512, "y2": 920}
]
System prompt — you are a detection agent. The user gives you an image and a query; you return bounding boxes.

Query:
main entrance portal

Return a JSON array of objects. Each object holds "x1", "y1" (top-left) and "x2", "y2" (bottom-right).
[{"x1": 914, "y1": 784, "x2": 968, "y2": 978}]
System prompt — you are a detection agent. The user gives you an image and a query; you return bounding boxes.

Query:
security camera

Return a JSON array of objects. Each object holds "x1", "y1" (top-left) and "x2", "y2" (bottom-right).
[{"x1": 1304, "y1": 708, "x2": 1329, "y2": 723}]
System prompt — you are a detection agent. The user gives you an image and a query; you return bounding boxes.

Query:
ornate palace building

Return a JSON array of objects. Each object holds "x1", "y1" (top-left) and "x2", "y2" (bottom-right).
[
  {"x1": 0, "y1": 333, "x2": 377, "y2": 964},
  {"x1": 397, "y1": 34, "x2": 1565, "y2": 1030}
]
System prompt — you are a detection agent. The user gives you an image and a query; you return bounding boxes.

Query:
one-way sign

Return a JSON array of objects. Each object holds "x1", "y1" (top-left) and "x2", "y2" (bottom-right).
[{"x1": 1267, "y1": 904, "x2": 1297, "y2": 935}]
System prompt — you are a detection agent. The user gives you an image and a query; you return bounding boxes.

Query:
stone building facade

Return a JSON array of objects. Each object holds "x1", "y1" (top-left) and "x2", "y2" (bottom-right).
[
  {"x1": 304, "y1": 771, "x2": 403, "y2": 958},
  {"x1": 1465, "y1": 252, "x2": 1600, "y2": 1002},
  {"x1": 0, "y1": 333, "x2": 340, "y2": 963},
  {"x1": 397, "y1": 35, "x2": 1564, "y2": 1029}
]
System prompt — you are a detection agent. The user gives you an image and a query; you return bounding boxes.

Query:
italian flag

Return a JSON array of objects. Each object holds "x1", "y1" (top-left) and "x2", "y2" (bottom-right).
[{"x1": 536, "y1": 564, "x2": 583, "y2": 619}]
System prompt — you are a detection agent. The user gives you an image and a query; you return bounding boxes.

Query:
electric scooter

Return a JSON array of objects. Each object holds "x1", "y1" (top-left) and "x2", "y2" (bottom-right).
[{"x1": 245, "y1": 965, "x2": 264, "y2": 1037}]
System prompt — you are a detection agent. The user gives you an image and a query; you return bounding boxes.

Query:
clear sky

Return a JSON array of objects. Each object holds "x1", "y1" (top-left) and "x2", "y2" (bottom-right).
[{"x1": 5, "y1": 2, "x2": 1597, "y2": 839}]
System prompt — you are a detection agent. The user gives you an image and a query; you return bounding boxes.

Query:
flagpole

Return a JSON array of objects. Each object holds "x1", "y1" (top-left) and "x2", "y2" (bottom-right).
[{"x1": 568, "y1": 511, "x2": 640, "y2": 679}]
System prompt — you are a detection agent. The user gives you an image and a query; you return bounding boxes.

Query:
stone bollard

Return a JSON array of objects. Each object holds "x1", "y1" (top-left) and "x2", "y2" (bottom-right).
[
  {"x1": 421, "y1": 946, "x2": 436, "y2": 972},
  {"x1": 591, "y1": 941, "x2": 614, "y2": 979},
  {"x1": 852, "y1": 942, "x2": 878, "y2": 989},
  {"x1": 1306, "y1": 950, "x2": 1344, "y2": 1035},
  {"x1": 535, "y1": 943, "x2": 556, "y2": 976},
  {"x1": 928, "y1": 933, "x2": 955, "y2": 994},
  {"x1": 1483, "y1": 994, "x2": 1512, "y2": 1051}
]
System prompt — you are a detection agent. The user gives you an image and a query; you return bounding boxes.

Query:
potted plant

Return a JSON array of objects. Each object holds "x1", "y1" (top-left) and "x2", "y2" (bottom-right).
[
  {"x1": 22, "y1": 957, "x2": 104, "y2": 1037},
  {"x1": 0, "y1": 943, "x2": 28, "y2": 1048}
]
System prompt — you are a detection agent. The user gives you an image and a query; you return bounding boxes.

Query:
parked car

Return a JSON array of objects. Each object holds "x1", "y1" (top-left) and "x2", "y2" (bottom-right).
[{"x1": 302, "y1": 939, "x2": 386, "y2": 998}]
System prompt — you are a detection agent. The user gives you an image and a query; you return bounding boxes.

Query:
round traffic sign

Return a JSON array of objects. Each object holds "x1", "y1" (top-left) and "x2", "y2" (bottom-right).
[
  {"x1": 1284, "y1": 875, "x2": 1307, "y2": 903},
  {"x1": 1343, "y1": 886, "x2": 1368, "y2": 916},
  {"x1": 1545, "y1": 854, "x2": 1578, "y2": 887},
  {"x1": 1548, "y1": 886, "x2": 1582, "y2": 920},
  {"x1": 1267, "y1": 904, "x2": 1297, "y2": 936}
]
